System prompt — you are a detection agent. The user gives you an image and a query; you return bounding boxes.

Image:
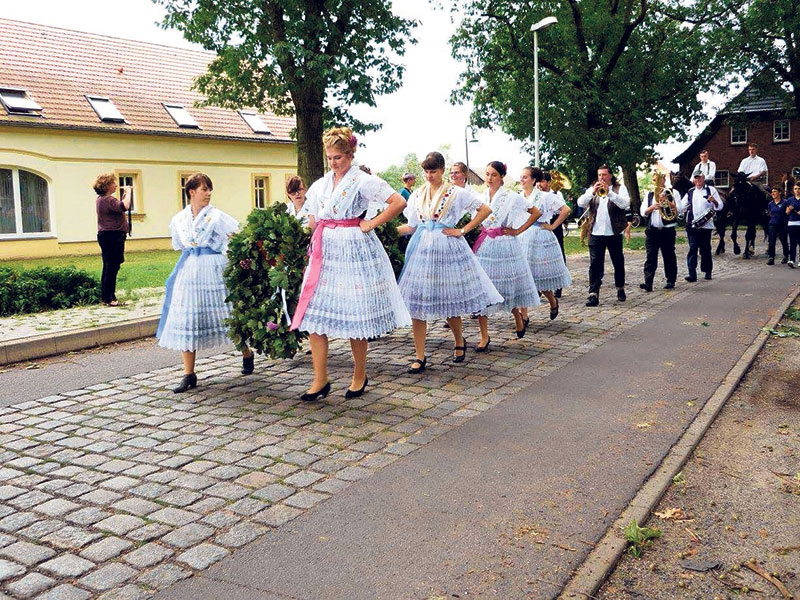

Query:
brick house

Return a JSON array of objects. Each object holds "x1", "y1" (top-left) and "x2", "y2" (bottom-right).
[{"x1": 674, "y1": 85, "x2": 800, "y2": 191}]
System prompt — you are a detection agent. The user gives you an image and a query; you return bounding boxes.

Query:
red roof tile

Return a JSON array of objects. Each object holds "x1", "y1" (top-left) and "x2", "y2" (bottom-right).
[{"x1": 0, "y1": 18, "x2": 295, "y2": 143}]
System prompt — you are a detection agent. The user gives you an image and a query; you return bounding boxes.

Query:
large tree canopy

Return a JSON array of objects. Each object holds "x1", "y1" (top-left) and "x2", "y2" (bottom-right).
[
  {"x1": 449, "y1": 0, "x2": 716, "y2": 200},
  {"x1": 156, "y1": 0, "x2": 416, "y2": 184}
]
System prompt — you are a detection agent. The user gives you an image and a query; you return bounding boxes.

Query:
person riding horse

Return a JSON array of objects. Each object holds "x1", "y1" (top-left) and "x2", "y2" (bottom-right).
[{"x1": 729, "y1": 171, "x2": 770, "y2": 259}]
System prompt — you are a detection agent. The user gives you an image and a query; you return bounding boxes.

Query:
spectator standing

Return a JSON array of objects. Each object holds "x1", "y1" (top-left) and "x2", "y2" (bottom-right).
[
  {"x1": 766, "y1": 187, "x2": 789, "y2": 265},
  {"x1": 399, "y1": 172, "x2": 416, "y2": 200},
  {"x1": 93, "y1": 173, "x2": 131, "y2": 306}
]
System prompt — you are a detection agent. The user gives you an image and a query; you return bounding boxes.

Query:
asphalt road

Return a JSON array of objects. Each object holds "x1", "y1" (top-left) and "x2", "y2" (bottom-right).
[
  {"x1": 0, "y1": 339, "x2": 237, "y2": 406},
  {"x1": 157, "y1": 267, "x2": 798, "y2": 599}
]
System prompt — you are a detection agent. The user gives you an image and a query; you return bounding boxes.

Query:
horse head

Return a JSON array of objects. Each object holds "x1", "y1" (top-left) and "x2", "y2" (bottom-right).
[{"x1": 670, "y1": 171, "x2": 692, "y2": 197}]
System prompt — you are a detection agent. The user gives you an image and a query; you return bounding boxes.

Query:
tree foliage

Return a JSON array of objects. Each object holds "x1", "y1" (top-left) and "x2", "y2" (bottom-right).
[
  {"x1": 156, "y1": 0, "x2": 416, "y2": 185},
  {"x1": 671, "y1": 0, "x2": 800, "y2": 115},
  {"x1": 449, "y1": 0, "x2": 716, "y2": 195}
]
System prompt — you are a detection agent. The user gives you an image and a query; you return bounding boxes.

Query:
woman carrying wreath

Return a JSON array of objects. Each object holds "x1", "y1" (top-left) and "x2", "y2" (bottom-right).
[
  {"x1": 156, "y1": 173, "x2": 255, "y2": 393},
  {"x1": 397, "y1": 151, "x2": 502, "y2": 373},
  {"x1": 473, "y1": 161, "x2": 541, "y2": 349},
  {"x1": 290, "y1": 127, "x2": 410, "y2": 402}
]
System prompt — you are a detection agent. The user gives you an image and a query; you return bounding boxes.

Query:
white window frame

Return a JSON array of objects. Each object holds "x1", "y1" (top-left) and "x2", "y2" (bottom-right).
[
  {"x1": 0, "y1": 87, "x2": 43, "y2": 116},
  {"x1": 164, "y1": 103, "x2": 200, "y2": 129},
  {"x1": 773, "y1": 119, "x2": 790, "y2": 142},
  {"x1": 730, "y1": 124, "x2": 747, "y2": 145},
  {"x1": 86, "y1": 95, "x2": 127, "y2": 123},
  {"x1": 713, "y1": 170, "x2": 730, "y2": 189},
  {"x1": 0, "y1": 167, "x2": 55, "y2": 239},
  {"x1": 252, "y1": 174, "x2": 270, "y2": 209},
  {"x1": 239, "y1": 110, "x2": 271, "y2": 134}
]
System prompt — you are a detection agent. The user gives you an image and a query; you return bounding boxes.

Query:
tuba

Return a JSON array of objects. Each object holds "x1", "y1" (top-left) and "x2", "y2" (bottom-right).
[{"x1": 550, "y1": 170, "x2": 572, "y2": 193}]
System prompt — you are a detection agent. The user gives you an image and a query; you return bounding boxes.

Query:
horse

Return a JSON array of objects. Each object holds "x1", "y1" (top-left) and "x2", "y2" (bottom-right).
[{"x1": 724, "y1": 172, "x2": 769, "y2": 259}]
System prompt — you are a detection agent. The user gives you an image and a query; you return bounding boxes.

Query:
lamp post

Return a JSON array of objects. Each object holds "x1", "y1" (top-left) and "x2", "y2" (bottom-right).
[
  {"x1": 531, "y1": 16, "x2": 558, "y2": 168},
  {"x1": 464, "y1": 125, "x2": 478, "y2": 181}
]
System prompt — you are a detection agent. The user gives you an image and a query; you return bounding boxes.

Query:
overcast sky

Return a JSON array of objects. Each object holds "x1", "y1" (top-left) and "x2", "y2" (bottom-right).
[{"x1": 4, "y1": 0, "x2": 722, "y2": 180}]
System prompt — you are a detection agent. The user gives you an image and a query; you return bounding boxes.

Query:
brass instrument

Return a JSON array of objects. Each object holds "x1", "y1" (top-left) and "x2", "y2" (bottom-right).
[
  {"x1": 550, "y1": 170, "x2": 572, "y2": 192},
  {"x1": 653, "y1": 173, "x2": 677, "y2": 222},
  {"x1": 596, "y1": 184, "x2": 608, "y2": 198}
]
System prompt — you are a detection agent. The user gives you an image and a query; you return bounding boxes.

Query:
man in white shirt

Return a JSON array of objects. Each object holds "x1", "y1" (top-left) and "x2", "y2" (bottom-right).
[
  {"x1": 692, "y1": 149, "x2": 716, "y2": 181},
  {"x1": 577, "y1": 164, "x2": 631, "y2": 306},
  {"x1": 639, "y1": 173, "x2": 679, "y2": 291},
  {"x1": 678, "y1": 172, "x2": 724, "y2": 281},
  {"x1": 737, "y1": 143, "x2": 768, "y2": 190}
]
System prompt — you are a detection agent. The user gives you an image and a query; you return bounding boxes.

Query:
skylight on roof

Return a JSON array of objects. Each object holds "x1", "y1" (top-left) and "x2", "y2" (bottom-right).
[
  {"x1": 0, "y1": 88, "x2": 43, "y2": 116},
  {"x1": 239, "y1": 110, "x2": 271, "y2": 134},
  {"x1": 164, "y1": 103, "x2": 200, "y2": 129},
  {"x1": 86, "y1": 96, "x2": 126, "y2": 123}
]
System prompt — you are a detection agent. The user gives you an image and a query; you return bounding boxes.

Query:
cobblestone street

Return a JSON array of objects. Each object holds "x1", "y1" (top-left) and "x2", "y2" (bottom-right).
[{"x1": 0, "y1": 250, "x2": 788, "y2": 599}]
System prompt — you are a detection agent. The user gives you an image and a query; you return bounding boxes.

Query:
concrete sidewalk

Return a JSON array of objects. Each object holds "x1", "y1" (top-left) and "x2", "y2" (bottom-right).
[{"x1": 157, "y1": 264, "x2": 798, "y2": 599}]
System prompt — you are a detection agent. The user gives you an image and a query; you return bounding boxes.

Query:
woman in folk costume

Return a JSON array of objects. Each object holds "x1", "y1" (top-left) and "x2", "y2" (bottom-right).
[
  {"x1": 397, "y1": 151, "x2": 503, "y2": 373},
  {"x1": 290, "y1": 127, "x2": 410, "y2": 402},
  {"x1": 285, "y1": 175, "x2": 311, "y2": 226},
  {"x1": 473, "y1": 161, "x2": 542, "y2": 349},
  {"x1": 518, "y1": 166, "x2": 572, "y2": 320},
  {"x1": 157, "y1": 173, "x2": 255, "y2": 393}
]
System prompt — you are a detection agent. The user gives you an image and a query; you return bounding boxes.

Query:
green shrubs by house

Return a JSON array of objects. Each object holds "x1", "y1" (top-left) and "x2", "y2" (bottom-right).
[{"x1": 0, "y1": 266, "x2": 101, "y2": 316}]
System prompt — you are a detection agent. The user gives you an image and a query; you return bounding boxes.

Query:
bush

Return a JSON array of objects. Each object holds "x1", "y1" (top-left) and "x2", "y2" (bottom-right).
[
  {"x1": 224, "y1": 204, "x2": 311, "y2": 359},
  {"x1": 0, "y1": 266, "x2": 101, "y2": 316}
]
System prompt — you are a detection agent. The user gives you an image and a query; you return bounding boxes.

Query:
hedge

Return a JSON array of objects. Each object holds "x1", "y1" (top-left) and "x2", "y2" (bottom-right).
[{"x1": 0, "y1": 266, "x2": 101, "y2": 316}]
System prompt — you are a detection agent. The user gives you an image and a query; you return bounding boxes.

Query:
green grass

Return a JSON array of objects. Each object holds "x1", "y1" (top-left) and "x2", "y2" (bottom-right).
[
  {"x1": 4, "y1": 250, "x2": 179, "y2": 292},
  {"x1": 563, "y1": 235, "x2": 686, "y2": 255}
]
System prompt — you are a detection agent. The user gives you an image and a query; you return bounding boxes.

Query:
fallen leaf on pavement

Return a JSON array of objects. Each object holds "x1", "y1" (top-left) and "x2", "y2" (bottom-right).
[{"x1": 655, "y1": 507, "x2": 685, "y2": 520}]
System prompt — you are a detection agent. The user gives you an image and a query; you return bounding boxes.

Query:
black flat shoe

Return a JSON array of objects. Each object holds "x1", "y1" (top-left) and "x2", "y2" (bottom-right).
[
  {"x1": 550, "y1": 300, "x2": 559, "y2": 320},
  {"x1": 345, "y1": 377, "x2": 368, "y2": 399},
  {"x1": 585, "y1": 295, "x2": 599, "y2": 307},
  {"x1": 453, "y1": 342, "x2": 467, "y2": 363},
  {"x1": 704, "y1": 273, "x2": 712, "y2": 280},
  {"x1": 407, "y1": 356, "x2": 427, "y2": 374},
  {"x1": 554, "y1": 289, "x2": 562, "y2": 298},
  {"x1": 684, "y1": 275, "x2": 697, "y2": 282},
  {"x1": 173, "y1": 373, "x2": 197, "y2": 393},
  {"x1": 515, "y1": 318, "x2": 529, "y2": 339},
  {"x1": 241, "y1": 353, "x2": 254, "y2": 375},
  {"x1": 616, "y1": 289, "x2": 626, "y2": 302},
  {"x1": 664, "y1": 281, "x2": 675, "y2": 289},
  {"x1": 639, "y1": 283, "x2": 652, "y2": 292},
  {"x1": 476, "y1": 338, "x2": 490, "y2": 353},
  {"x1": 301, "y1": 382, "x2": 331, "y2": 402}
]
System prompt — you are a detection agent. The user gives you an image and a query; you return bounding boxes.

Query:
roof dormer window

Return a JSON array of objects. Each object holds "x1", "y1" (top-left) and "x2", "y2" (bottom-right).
[
  {"x1": 239, "y1": 110, "x2": 271, "y2": 134},
  {"x1": 0, "y1": 88, "x2": 43, "y2": 116},
  {"x1": 163, "y1": 103, "x2": 200, "y2": 129},
  {"x1": 86, "y1": 95, "x2": 126, "y2": 123}
]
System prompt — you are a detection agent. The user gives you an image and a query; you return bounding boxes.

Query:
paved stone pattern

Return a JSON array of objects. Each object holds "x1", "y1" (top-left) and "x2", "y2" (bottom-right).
[
  {"x1": 0, "y1": 289, "x2": 163, "y2": 343},
  {"x1": 0, "y1": 251, "x2": 771, "y2": 598}
]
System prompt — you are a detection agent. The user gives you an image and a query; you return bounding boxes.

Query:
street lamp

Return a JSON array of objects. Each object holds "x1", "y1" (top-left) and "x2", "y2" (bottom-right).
[
  {"x1": 531, "y1": 16, "x2": 558, "y2": 168},
  {"x1": 464, "y1": 125, "x2": 478, "y2": 180}
]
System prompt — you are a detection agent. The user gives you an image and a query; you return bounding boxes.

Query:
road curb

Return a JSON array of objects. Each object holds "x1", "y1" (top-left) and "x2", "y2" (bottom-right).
[
  {"x1": 558, "y1": 284, "x2": 800, "y2": 600},
  {"x1": 0, "y1": 315, "x2": 160, "y2": 366}
]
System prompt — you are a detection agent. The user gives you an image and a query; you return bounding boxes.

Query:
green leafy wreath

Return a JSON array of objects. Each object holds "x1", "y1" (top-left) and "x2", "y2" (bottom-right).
[{"x1": 224, "y1": 204, "x2": 311, "y2": 359}]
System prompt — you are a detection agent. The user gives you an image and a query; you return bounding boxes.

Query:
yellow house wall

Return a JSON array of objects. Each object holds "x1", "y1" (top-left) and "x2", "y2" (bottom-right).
[{"x1": 0, "y1": 126, "x2": 296, "y2": 259}]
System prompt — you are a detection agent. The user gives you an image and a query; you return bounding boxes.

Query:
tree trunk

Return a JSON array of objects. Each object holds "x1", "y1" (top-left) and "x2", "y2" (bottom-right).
[
  {"x1": 294, "y1": 89, "x2": 325, "y2": 185},
  {"x1": 621, "y1": 162, "x2": 641, "y2": 215}
]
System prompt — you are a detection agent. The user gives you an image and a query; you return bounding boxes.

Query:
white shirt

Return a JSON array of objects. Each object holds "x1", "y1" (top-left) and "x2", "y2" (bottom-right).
[
  {"x1": 678, "y1": 185, "x2": 723, "y2": 230},
  {"x1": 577, "y1": 183, "x2": 631, "y2": 236},
  {"x1": 641, "y1": 189, "x2": 680, "y2": 229},
  {"x1": 523, "y1": 189, "x2": 566, "y2": 223},
  {"x1": 737, "y1": 155, "x2": 768, "y2": 179},
  {"x1": 692, "y1": 160, "x2": 716, "y2": 181},
  {"x1": 286, "y1": 201, "x2": 310, "y2": 226}
]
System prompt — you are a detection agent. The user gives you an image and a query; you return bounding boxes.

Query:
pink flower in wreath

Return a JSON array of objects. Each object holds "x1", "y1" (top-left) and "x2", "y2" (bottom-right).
[
  {"x1": 239, "y1": 259, "x2": 251, "y2": 270},
  {"x1": 266, "y1": 321, "x2": 279, "y2": 331}
]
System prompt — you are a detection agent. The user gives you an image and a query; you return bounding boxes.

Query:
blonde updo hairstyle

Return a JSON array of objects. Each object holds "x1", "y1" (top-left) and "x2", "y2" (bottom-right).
[{"x1": 322, "y1": 126, "x2": 357, "y2": 157}]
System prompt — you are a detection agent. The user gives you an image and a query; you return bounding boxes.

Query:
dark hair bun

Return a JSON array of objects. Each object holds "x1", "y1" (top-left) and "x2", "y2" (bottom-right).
[{"x1": 488, "y1": 160, "x2": 507, "y2": 177}]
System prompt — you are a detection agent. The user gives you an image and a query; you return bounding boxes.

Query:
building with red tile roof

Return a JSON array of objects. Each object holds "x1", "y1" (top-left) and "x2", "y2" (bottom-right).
[{"x1": 0, "y1": 18, "x2": 297, "y2": 259}]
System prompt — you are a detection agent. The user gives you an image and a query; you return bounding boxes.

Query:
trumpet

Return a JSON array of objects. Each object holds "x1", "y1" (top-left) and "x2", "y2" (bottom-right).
[{"x1": 596, "y1": 183, "x2": 608, "y2": 197}]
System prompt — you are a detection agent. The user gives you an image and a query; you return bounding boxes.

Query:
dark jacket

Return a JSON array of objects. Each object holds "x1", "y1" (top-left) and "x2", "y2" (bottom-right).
[
  {"x1": 584, "y1": 184, "x2": 628, "y2": 237},
  {"x1": 768, "y1": 200, "x2": 788, "y2": 227}
]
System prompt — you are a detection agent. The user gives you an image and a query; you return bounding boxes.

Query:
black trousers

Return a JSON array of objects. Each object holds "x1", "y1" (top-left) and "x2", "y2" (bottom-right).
[
  {"x1": 550, "y1": 217, "x2": 566, "y2": 262},
  {"x1": 643, "y1": 226, "x2": 677, "y2": 285},
  {"x1": 97, "y1": 230, "x2": 126, "y2": 303},
  {"x1": 789, "y1": 226, "x2": 800, "y2": 263},
  {"x1": 767, "y1": 223, "x2": 788, "y2": 259},
  {"x1": 588, "y1": 234, "x2": 625, "y2": 295},
  {"x1": 686, "y1": 227, "x2": 712, "y2": 277}
]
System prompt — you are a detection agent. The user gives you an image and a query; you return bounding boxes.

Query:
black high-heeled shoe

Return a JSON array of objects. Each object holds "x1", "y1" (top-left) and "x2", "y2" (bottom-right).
[
  {"x1": 345, "y1": 377, "x2": 368, "y2": 399},
  {"x1": 516, "y1": 318, "x2": 529, "y2": 339},
  {"x1": 453, "y1": 342, "x2": 467, "y2": 363},
  {"x1": 300, "y1": 382, "x2": 331, "y2": 402},
  {"x1": 173, "y1": 373, "x2": 197, "y2": 394},
  {"x1": 407, "y1": 356, "x2": 427, "y2": 374},
  {"x1": 241, "y1": 353, "x2": 254, "y2": 375},
  {"x1": 550, "y1": 300, "x2": 559, "y2": 320},
  {"x1": 476, "y1": 337, "x2": 490, "y2": 353}
]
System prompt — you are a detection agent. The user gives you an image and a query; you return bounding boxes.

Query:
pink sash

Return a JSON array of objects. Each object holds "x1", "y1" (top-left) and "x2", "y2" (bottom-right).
[
  {"x1": 290, "y1": 218, "x2": 362, "y2": 330},
  {"x1": 471, "y1": 226, "x2": 505, "y2": 253}
]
